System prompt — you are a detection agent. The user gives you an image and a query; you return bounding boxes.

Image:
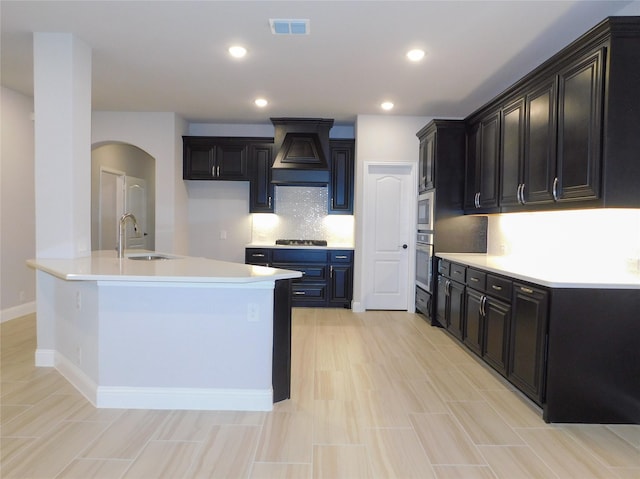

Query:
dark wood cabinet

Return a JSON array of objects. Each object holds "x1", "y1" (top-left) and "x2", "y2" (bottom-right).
[
  {"x1": 183, "y1": 137, "x2": 249, "y2": 180},
  {"x1": 499, "y1": 98, "x2": 525, "y2": 207},
  {"x1": 522, "y1": 77, "x2": 557, "y2": 206},
  {"x1": 328, "y1": 250, "x2": 353, "y2": 307},
  {"x1": 508, "y1": 283, "x2": 548, "y2": 405},
  {"x1": 483, "y1": 296, "x2": 511, "y2": 376},
  {"x1": 328, "y1": 140, "x2": 354, "y2": 214},
  {"x1": 464, "y1": 288, "x2": 484, "y2": 356},
  {"x1": 246, "y1": 247, "x2": 353, "y2": 308},
  {"x1": 418, "y1": 129, "x2": 435, "y2": 192},
  {"x1": 436, "y1": 274, "x2": 448, "y2": 328},
  {"x1": 447, "y1": 279, "x2": 465, "y2": 340},
  {"x1": 249, "y1": 143, "x2": 274, "y2": 213},
  {"x1": 465, "y1": 111, "x2": 501, "y2": 212},
  {"x1": 555, "y1": 47, "x2": 603, "y2": 203},
  {"x1": 465, "y1": 17, "x2": 640, "y2": 212}
]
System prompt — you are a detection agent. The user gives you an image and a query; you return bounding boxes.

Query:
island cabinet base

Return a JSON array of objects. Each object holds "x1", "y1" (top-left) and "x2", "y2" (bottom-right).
[
  {"x1": 34, "y1": 271, "x2": 293, "y2": 411},
  {"x1": 545, "y1": 288, "x2": 640, "y2": 424}
]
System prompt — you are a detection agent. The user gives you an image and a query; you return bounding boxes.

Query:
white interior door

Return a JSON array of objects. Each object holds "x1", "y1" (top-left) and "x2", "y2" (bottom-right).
[
  {"x1": 364, "y1": 163, "x2": 414, "y2": 310},
  {"x1": 98, "y1": 168, "x2": 125, "y2": 251},
  {"x1": 124, "y1": 176, "x2": 147, "y2": 250}
]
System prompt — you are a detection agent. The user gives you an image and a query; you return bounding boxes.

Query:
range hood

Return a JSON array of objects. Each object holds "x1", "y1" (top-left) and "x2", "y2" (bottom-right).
[{"x1": 271, "y1": 117, "x2": 334, "y2": 186}]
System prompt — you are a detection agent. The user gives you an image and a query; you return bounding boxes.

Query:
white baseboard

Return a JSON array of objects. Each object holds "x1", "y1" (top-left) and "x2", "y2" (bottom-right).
[
  {"x1": 351, "y1": 301, "x2": 365, "y2": 313},
  {"x1": 38, "y1": 349, "x2": 273, "y2": 411},
  {"x1": 1, "y1": 301, "x2": 36, "y2": 323},
  {"x1": 35, "y1": 349, "x2": 55, "y2": 367},
  {"x1": 96, "y1": 386, "x2": 273, "y2": 411}
]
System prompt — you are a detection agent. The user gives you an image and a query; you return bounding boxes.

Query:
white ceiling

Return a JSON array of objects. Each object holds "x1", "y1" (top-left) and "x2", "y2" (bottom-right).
[{"x1": 1, "y1": 1, "x2": 638, "y2": 125}]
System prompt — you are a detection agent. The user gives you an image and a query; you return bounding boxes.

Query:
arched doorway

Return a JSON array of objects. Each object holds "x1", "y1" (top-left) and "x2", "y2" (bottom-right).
[{"x1": 91, "y1": 143, "x2": 156, "y2": 251}]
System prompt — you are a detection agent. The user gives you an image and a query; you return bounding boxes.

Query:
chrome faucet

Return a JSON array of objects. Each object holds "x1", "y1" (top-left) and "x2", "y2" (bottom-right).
[{"x1": 117, "y1": 213, "x2": 139, "y2": 259}]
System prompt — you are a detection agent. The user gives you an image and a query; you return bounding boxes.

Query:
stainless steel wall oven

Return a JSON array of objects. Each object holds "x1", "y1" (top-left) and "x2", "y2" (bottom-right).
[{"x1": 416, "y1": 231, "x2": 433, "y2": 317}]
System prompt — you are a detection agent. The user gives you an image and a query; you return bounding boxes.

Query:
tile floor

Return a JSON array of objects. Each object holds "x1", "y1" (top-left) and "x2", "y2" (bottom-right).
[{"x1": 1, "y1": 309, "x2": 638, "y2": 478}]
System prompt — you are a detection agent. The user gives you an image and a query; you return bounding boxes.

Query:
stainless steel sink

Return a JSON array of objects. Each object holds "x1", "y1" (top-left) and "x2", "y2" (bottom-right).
[{"x1": 128, "y1": 254, "x2": 172, "y2": 261}]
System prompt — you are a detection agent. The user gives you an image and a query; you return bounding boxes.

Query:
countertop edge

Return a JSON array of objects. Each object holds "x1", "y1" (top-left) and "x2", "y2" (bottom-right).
[{"x1": 435, "y1": 253, "x2": 640, "y2": 289}]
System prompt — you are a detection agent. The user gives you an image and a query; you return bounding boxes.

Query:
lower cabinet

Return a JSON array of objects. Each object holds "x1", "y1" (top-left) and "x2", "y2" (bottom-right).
[
  {"x1": 436, "y1": 258, "x2": 549, "y2": 407},
  {"x1": 508, "y1": 283, "x2": 548, "y2": 403},
  {"x1": 246, "y1": 248, "x2": 353, "y2": 308}
]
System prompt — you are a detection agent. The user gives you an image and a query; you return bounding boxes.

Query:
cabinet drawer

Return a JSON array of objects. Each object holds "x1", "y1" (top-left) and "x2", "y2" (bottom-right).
[
  {"x1": 415, "y1": 286, "x2": 430, "y2": 315},
  {"x1": 450, "y1": 263, "x2": 466, "y2": 282},
  {"x1": 272, "y1": 249, "x2": 326, "y2": 263},
  {"x1": 274, "y1": 263, "x2": 326, "y2": 282},
  {"x1": 466, "y1": 268, "x2": 486, "y2": 290},
  {"x1": 291, "y1": 283, "x2": 326, "y2": 302},
  {"x1": 245, "y1": 248, "x2": 271, "y2": 265},
  {"x1": 329, "y1": 250, "x2": 353, "y2": 263},
  {"x1": 438, "y1": 259, "x2": 450, "y2": 276},
  {"x1": 486, "y1": 274, "x2": 512, "y2": 302}
]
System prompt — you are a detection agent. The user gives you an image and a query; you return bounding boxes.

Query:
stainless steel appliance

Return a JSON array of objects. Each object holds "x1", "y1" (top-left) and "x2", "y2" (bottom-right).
[
  {"x1": 417, "y1": 190, "x2": 434, "y2": 231},
  {"x1": 415, "y1": 231, "x2": 433, "y2": 317}
]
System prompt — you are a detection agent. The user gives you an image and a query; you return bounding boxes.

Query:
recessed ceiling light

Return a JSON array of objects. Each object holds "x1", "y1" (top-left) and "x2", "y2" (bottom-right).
[
  {"x1": 254, "y1": 98, "x2": 268, "y2": 108},
  {"x1": 406, "y1": 49, "x2": 425, "y2": 62},
  {"x1": 228, "y1": 46, "x2": 247, "y2": 58},
  {"x1": 381, "y1": 101, "x2": 394, "y2": 111}
]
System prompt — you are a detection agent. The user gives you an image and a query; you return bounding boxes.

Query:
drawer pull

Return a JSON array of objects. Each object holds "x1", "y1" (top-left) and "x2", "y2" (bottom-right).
[
  {"x1": 294, "y1": 291, "x2": 306, "y2": 295},
  {"x1": 491, "y1": 285, "x2": 503, "y2": 291},
  {"x1": 453, "y1": 270, "x2": 462, "y2": 275},
  {"x1": 252, "y1": 253, "x2": 265, "y2": 257},
  {"x1": 470, "y1": 277, "x2": 479, "y2": 282},
  {"x1": 335, "y1": 255, "x2": 348, "y2": 259},
  {"x1": 520, "y1": 286, "x2": 534, "y2": 294}
]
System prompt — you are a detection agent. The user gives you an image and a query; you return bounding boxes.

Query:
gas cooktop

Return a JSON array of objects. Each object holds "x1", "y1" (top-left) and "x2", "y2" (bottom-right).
[{"x1": 275, "y1": 239, "x2": 328, "y2": 247}]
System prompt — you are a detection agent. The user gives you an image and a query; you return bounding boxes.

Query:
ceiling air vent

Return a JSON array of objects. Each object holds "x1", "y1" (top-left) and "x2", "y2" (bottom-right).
[{"x1": 269, "y1": 19, "x2": 310, "y2": 35}]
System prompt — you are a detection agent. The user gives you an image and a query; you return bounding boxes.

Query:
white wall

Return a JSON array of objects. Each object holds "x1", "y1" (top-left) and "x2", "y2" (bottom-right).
[
  {"x1": 1, "y1": 87, "x2": 36, "y2": 321},
  {"x1": 352, "y1": 115, "x2": 432, "y2": 312},
  {"x1": 92, "y1": 112, "x2": 189, "y2": 254}
]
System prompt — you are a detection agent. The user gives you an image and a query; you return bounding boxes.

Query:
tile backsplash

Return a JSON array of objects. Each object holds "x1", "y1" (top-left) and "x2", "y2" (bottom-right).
[{"x1": 251, "y1": 186, "x2": 354, "y2": 246}]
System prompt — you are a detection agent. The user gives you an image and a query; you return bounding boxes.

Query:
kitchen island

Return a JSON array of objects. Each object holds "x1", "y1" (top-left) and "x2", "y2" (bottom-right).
[
  {"x1": 435, "y1": 252, "x2": 640, "y2": 424},
  {"x1": 27, "y1": 251, "x2": 302, "y2": 411}
]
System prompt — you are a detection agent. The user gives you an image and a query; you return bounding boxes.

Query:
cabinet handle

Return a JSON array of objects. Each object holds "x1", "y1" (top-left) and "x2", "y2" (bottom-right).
[
  {"x1": 453, "y1": 270, "x2": 462, "y2": 275},
  {"x1": 335, "y1": 255, "x2": 348, "y2": 259},
  {"x1": 520, "y1": 183, "x2": 526, "y2": 205},
  {"x1": 294, "y1": 291, "x2": 306, "y2": 295},
  {"x1": 331, "y1": 197, "x2": 334, "y2": 208},
  {"x1": 268, "y1": 196, "x2": 272, "y2": 208},
  {"x1": 552, "y1": 177, "x2": 559, "y2": 201},
  {"x1": 474, "y1": 192, "x2": 480, "y2": 208},
  {"x1": 212, "y1": 166, "x2": 216, "y2": 176},
  {"x1": 330, "y1": 265, "x2": 334, "y2": 276},
  {"x1": 520, "y1": 286, "x2": 534, "y2": 294},
  {"x1": 470, "y1": 277, "x2": 479, "y2": 282},
  {"x1": 491, "y1": 285, "x2": 503, "y2": 291},
  {"x1": 252, "y1": 253, "x2": 265, "y2": 257},
  {"x1": 480, "y1": 295, "x2": 487, "y2": 316}
]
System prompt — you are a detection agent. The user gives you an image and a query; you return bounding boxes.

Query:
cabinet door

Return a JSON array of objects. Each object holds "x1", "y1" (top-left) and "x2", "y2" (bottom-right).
[
  {"x1": 436, "y1": 275, "x2": 448, "y2": 327},
  {"x1": 328, "y1": 140, "x2": 354, "y2": 214},
  {"x1": 214, "y1": 143, "x2": 248, "y2": 179},
  {"x1": 464, "y1": 288, "x2": 483, "y2": 356},
  {"x1": 500, "y1": 98, "x2": 525, "y2": 207},
  {"x1": 419, "y1": 131, "x2": 436, "y2": 192},
  {"x1": 465, "y1": 112, "x2": 500, "y2": 211},
  {"x1": 328, "y1": 264, "x2": 352, "y2": 307},
  {"x1": 508, "y1": 283, "x2": 549, "y2": 405},
  {"x1": 524, "y1": 77, "x2": 557, "y2": 205},
  {"x1": 447, "y1": 280, "x2": 465, "y2": 340},
  {"x1": 556, "y1": 48, "x2": 604, "y2": 202},
  {"x1": 183, "y1": 140, "x2": 214, "y2": 179},
  {"x1": 249, "y1": 143, "x2": 274, "y2": 213},
  {"x1": 483, "y1": 296, "x2": 511, "y2": 376}
]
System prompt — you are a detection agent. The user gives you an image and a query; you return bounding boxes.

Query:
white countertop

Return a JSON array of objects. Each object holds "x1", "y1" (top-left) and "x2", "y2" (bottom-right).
[
  {"x1": 246, "y1": 243, "x2": 354, "y2": 250},
  {"x1": 436, "y1": 253, "x2": 640, "y2": 289},
  {"x1": 28, "y1": 250, "x2": 303, "y2": 283}
]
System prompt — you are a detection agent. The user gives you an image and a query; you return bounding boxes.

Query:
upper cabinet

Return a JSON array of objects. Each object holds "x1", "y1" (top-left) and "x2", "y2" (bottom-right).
[
  {"x1": 465, "y1": 16, "x2": 640, "y2": 213},
  {"x1": 183, "y1": 137, "x2": 250, "y2": 180},
  {"x1": 328, "y1": 140, "x2": 355, "y2": 214},
  {"x1": 249, "y1": 143, "x2": 275, "y2": 213},
  {"x1": 418, "y1": 129, "x2": 435, "y2": 192}
]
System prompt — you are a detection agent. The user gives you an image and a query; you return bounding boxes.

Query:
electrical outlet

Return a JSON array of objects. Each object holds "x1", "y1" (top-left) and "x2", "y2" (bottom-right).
[
  {"x1": 76, "y1": 346, "x2": 82, "y2": 365},
  {"x1": 75, "y1": 291, "x2": 82, "y2": 310},
  {"x1": 247, "y1": 303, "x2": 259, "y2": 322},
  {"x1": 220, "y1": 230, "x2": 227, "y2": 240},
  {"x1": 19, "y1": 290, "x2": 25, "y2": 302}
]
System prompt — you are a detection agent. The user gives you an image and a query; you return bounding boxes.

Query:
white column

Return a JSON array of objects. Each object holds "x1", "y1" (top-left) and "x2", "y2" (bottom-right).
[{"x1": 33, "y1": 33, "x2": 91, "y2": 258}]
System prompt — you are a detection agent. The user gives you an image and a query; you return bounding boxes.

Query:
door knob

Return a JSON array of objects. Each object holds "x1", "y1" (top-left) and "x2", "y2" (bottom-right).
[{"x1": 401, "y1": 244, "x2": 408, "y2": 249}]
